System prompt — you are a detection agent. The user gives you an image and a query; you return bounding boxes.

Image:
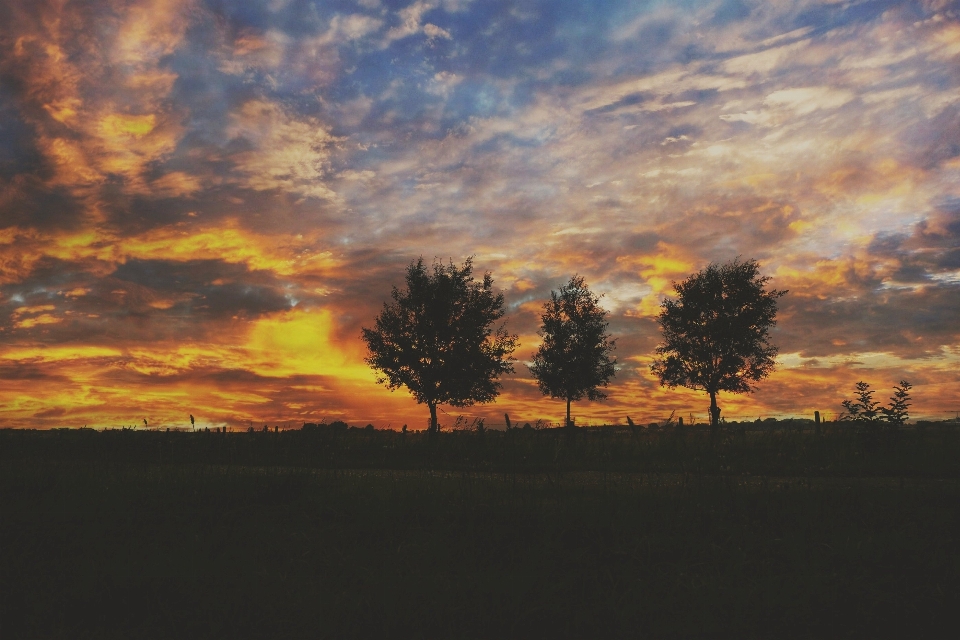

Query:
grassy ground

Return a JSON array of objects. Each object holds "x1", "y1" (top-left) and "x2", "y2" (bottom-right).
[{"x1": 1, "y1": 427, "x2": 958, "y2": 638}]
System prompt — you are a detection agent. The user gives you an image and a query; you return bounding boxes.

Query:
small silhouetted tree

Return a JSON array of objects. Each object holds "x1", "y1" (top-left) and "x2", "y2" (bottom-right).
[
  {"x1": 362, "y1": 257, "x2": 518, "y2": 434},
  {"x1": 651, "y1": 258, "x2": 786, "y2": 428},
  {"x1": 882, "y1": 380, "x2": 912, "y2": 427},
  {"x1": 843, "y1": 380, "x2": 912, "y2": 428},
  {"x1": 840, "y1": 381, "x2": 882, "y2": 423},
  {"x1": 529, "y1": 276, "x2": 616, "y2": 428}
]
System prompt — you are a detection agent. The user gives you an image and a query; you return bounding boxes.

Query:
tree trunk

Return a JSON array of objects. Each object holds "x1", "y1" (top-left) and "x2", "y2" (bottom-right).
[
  {"x1": 709, "y1": 391, "x2": 721, "y2": 430},
  {"x1": 566, "y1": 396, "x2": 572, "y2": 428},
  {"x1": 428, "y1": 402, "x2": 438, "y2": 434}
]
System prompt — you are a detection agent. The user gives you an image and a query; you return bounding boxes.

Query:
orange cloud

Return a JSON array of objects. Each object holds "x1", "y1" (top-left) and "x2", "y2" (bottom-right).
[
  {"x1": 4, "y1": 0, "x2": 191, "y2": 198},
  {"x1": 616, "y1": 242, "x2": 698, "y2": 316},
  {"x1": 13, "y1": 314, "x2": 62, "y2": 330},
  {"x1": 772, "y1": 256, "x2": 900, "y2": 300},
  {"x1": 0, "y1": 312, "x2": 422, "y2": 429},
  {"x1": 0, "y1": 345, "x2": 123, "y2": 363},
  {"x1": 9, "y1": 222, "x2": 342, "y2": 278},
  {"x1": 244, "y1": 309, "x2": 373, "y2": 381},
  {"x1": 112, "y1": 0, "x2": 194, "y2": 67}
]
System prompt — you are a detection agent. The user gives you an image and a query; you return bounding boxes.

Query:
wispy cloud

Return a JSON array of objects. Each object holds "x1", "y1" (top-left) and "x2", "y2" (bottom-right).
[{"x1": 225, "y1": 100, "x2": 339, "y2": 199}]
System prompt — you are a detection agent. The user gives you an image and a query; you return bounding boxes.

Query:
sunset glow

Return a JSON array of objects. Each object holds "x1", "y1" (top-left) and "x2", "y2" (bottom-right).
[{"x1": 2, "y1": 0, "x2": 959, "y2": 429}]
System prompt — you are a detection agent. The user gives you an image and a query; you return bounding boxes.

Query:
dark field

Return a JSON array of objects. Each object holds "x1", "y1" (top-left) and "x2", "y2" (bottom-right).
[{"x1": 2, "y1": 425, "x2": 959, "y2": 639}]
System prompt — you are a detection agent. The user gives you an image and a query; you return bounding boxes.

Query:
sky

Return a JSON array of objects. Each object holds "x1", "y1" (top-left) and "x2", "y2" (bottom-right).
[{"x1": 1, "y1": 0, "x2": 959, "y2": 430}]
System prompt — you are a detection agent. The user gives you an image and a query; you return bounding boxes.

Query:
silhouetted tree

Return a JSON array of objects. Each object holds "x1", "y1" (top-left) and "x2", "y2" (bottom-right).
[
  {"x1": 651, "y1": 258, "x2": 786, "y2": 428},
  {"x1": 882, "y1": 380, "x2": 912, "y2": 427},
  {"x1": 840, "y1": 381, "x2": 882, "y2": 423},
  {"x1": 842, "y1": 380, "x2": 912, "y2": 428},
  {"x1": 529, "y1": 276, "x2": 616, "y2": 428},
  {"x1": 362, "y1": 257, "x2": 518, "y2": 433}
]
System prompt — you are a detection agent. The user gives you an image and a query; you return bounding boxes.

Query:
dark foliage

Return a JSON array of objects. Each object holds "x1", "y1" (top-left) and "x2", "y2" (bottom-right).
[
  {"x1": 361, "y1": 258, "x2": 518, "y2": 432},
  {"x1": 882, "y1": 380, "x2": 913, "y2": 427},
  {"x1": 651, "y1": 258, "x2": 786, "y2": 427},
  {"x1": 529, "y1": 275, "x2": 616, "y2": 427},
  {"x1": 841, "y1": 381, "x2": 883, "y2": 423},
  {"x1": 842, "y1": 380, "x2": 913, "y2": 429}
]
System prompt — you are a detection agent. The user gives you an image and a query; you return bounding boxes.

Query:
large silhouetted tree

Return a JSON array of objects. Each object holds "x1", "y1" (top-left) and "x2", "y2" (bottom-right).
[
  {"x1": 651, "y1": 258, "x2": 786, "y2": 428},
  {"x1": 362, "y1": 257, "x2": 518, "y2": 433},
  {"x1": 529, "y1": 276, "x2": 616, "y2": 428}
]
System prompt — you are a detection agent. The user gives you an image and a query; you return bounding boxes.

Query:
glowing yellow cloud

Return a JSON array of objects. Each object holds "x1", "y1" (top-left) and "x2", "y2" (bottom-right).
[
  {"x1": 0, "y1": 346, "x2": 122, "y2": 362},
  {"x1": 773, "y1": 256, "x2": 900, "y2": 300},
  {"x1": 43, "y1": 98, "x2": 82, "y2": 124},
  {"x1": 124, "y1": 225, "x2": 341, "y2": 276},
  {"x1": 31, "y1": 223, "x2": 341, "y2": 278},
  {"x1": 245, "y1": 309, "x2": 373, "y2": 381},
  {"x1": 14, "y1": 314, "x2": 62, "y2": 329},
  {"x1": 7, "y1": 0, "x2": 191, "y2": 197},
  {"x1": 616, "y1": 243, "x2": 697, "y2": 316},
  {"x1": 12, "y1": 305, "x2": 56, "y2": 316},
  {"x1": 99, "y1": 114, "x2": 157, "y2": 138}
]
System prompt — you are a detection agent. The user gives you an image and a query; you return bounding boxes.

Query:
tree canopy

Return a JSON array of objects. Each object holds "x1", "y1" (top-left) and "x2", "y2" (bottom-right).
[
  {"x1": 651, "y1": 258, "x2": 786, "y2": 427},
  {"x1": 529, "y1": 275, "x2": 616, "y2": 427},
  {"x1": 361, "y1": 257, "x2": 518, "y2": 433}
]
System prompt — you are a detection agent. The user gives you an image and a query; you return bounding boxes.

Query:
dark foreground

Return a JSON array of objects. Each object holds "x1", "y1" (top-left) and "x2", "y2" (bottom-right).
[{"x1": 1, "y1": 426, "x2": 958, "y2": 639}]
